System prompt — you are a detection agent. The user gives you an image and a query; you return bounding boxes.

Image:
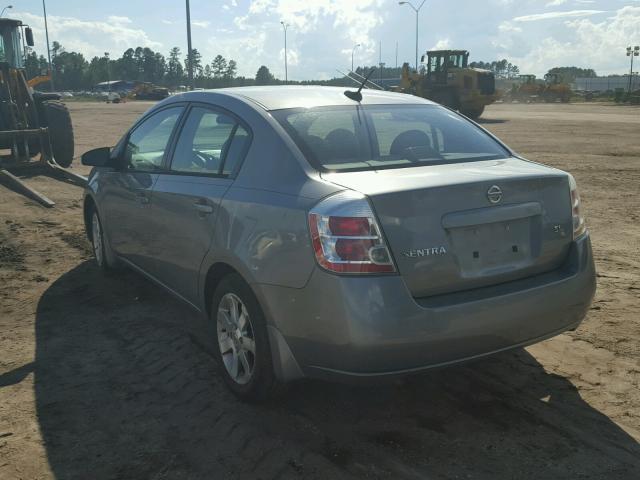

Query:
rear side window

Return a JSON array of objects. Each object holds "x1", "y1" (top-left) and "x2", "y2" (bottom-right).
[
  {"x1": 170, "y1": 106, "x2": 251, "y2": 176},
  {"x1": 272, "y1": 104, "x2": 509, "y2": 172},
  {"x1": 222, "y1": 125, "x2": 250, "y2": 175}
]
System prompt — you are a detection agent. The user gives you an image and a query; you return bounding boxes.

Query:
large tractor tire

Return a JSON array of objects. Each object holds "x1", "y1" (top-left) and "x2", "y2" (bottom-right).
[
  {"x1": 42, "y1": 101, "x2": 74, "y2": 168},
  {"x1": 460, "y1": 104, "x2": 485, "y2": 120},
  {"x1": 430, "y1": 89, "x2": 459, "y2": 110}
]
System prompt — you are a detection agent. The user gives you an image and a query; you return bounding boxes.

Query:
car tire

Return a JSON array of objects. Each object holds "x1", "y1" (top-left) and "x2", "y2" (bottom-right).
[
  {"x1": 460, "y1": 105, "x2": 485, "y2": 119},
  {"x1": 211, "y1": 273, "x2": 280, "y2": 402},
  {"x1": 90, "y1": 209, "x2": 118, "y2": 272}
]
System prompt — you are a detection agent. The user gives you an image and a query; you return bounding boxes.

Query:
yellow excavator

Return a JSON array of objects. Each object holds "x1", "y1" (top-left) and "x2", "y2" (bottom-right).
[
  {"x1": 397, "y1": 50, "x2": 497, "y2": 119},
  {"x1": 0, "y1": 17, "x2": 85, "y2": 207}
]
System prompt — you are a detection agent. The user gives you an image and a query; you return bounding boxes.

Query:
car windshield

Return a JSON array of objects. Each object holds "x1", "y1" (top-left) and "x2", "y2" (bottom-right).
[{"x1": 271, "y1": 104, "x2": 509, "y2": 172}]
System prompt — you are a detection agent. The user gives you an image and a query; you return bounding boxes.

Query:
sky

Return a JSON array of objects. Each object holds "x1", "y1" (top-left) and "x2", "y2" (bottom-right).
[{"x1": 9, "y1": 0, "x2": 640, "y2": 80}]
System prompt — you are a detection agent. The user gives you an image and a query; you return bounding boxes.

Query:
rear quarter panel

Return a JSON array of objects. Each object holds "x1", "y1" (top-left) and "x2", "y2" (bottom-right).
[{"x1": 194, "y1": 92, "x2": 341, "y2": 311}]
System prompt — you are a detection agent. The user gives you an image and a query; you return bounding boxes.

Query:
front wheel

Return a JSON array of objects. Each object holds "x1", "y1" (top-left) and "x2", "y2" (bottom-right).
[
  {"x1": 212, "y1": 274, "x2": 280, "y2": 402},
  {"x1": 90, "y1": 210, "x2": 118, "y2": 272}
]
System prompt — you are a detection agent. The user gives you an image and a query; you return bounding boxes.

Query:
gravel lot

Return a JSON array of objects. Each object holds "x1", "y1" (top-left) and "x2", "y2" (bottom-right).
[{"x1": 0, "y1": 101, "x2": 638, "y2": 479}]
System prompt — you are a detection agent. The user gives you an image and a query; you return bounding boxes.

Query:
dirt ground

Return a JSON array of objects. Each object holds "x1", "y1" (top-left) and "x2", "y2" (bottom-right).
[{"x1": 0, "y1": 101, "x2": 638, "y2": 479}]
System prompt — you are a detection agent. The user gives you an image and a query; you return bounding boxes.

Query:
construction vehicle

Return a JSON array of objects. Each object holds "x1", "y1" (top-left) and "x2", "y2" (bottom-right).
[
  {"x1": 133, "y1": 82, "x2": 169, "y2": 101},
  {"x1": 506, "y1": 74, "x2": 544, "y2": 102},
  {"x1": 397, "y1": 50, "x2": 497, "y2": 119},
  {"x1": 0, "y1": 17, "x2": 85, "y2": 207},
  {"x1": 542, "y1": 73, "x2": 571, "y2": 103}
]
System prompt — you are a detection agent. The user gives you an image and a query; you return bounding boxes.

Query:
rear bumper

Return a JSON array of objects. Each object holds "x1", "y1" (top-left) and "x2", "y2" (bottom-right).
[{"x1": 258, "y1": 233, "x2": 596, "y2": 382}]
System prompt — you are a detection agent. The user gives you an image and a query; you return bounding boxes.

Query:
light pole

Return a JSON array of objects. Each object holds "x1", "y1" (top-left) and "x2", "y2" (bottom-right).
[
  {"x1": 399, "y1": 0, "x2": 426, "y2": 72},
  {"x1": 280, "y1": 21, "x2": 289, "y2": 83},
  {"x1": 351, "y1": 43, "x2": 360, "y2": 72},
  {"x1": 42, "y1": 0, "x2": 54, "y2": 91},
  {"x1": 185, "y1": 0, "x2": 194, "y2": 90},
  {"x1": 105, "y1": 52, "x2": 110, "y2": 94},
  {"x1": 627, "y1": 45, "x2": 639, "y2": 94},
  {"x1": 0, "y1": 5, "x2": 12, "y2": 17}
]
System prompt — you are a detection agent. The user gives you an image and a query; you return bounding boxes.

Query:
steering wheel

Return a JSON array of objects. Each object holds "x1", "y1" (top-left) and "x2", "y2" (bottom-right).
[{"x1": 191, "y1": 150, "x2": 220, "y2": 171}]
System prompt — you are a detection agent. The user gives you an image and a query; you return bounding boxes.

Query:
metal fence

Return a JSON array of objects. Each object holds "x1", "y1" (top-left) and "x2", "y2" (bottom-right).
[{"x1": 574, "y1": 76, "x2": 640, "y2": 92}]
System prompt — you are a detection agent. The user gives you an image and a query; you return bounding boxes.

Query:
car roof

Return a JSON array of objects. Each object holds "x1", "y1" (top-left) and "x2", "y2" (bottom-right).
[{"x1": 175, "y1": 85, "x2": 435, "y2": 111}]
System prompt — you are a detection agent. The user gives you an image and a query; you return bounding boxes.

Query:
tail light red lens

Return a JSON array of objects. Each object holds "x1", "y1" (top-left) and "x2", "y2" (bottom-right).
[
  {"x1": 328, "y1": 217, "x2": 370, "y2": 236},
  {"x1": 308, "y1": 191, "x2": 396, "y2": 274},
  {"x1": 335, "y1": 238, "x2": 374, "y2": 260}
]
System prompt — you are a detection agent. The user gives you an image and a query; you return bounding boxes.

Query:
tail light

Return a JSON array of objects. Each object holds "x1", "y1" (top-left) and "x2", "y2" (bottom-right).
[
  {"x1": 569, "y1": 175, "x2": 586, "y2": 239},
  {"x1": 308, "y1": 190, "x2": 396, "y2": 274}
]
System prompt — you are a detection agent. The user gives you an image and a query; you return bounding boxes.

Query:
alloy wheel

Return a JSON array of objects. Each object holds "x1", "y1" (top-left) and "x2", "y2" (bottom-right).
[
  {"x1": 92, "y1": 213, "x2": 103, "y2": 267},
  {"x1": 217, "y1": 293, "x2": 256, "y2": 385}
]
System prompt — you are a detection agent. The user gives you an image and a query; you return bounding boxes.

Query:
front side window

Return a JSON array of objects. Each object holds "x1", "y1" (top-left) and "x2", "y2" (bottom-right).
[
  {"x1": 170, "y1": 106, "x2": 251, "y2": 176},
  {"x1": 125, "y1": 106, "x2": 184, "y2": 171},
  {"x1": 272, "y1": 104, "x2": 509, "y2": 172}
]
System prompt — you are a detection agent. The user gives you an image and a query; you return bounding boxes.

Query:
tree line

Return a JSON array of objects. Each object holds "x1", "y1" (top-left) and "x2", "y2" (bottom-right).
[
  {"x1": 24, "y1": 42, "x2": 262, "y2": 91},
  {"x1": 469, "y1": 59, "x2": 520, "y2": 79}
]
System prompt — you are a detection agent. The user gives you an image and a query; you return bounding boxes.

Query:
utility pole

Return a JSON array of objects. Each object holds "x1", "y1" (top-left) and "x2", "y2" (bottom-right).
[
  {"x1": 105, "y1": 52, "x2": 110, "y2": 94},
  {"x1": 395, "y1": 41, "x2": 398, "y2": 69},
  {"x1": 186, "y1": 0, "x2": 194, "y2": 90},
  {"x1": 379, "y1": 40, "x2": 384, "y2": 84},
  {"x1": 42, "y1": 0, "x2": 54, "y2": 91},
  {"x1": 399, "y1": 0, "x2": 426, "y2": 71},
  {"x1": 280, "y1": 21, "x2": 289, "y2": 83},
  {"x1": 627, "y1": 46, "x2": 639, "y2": 94}
]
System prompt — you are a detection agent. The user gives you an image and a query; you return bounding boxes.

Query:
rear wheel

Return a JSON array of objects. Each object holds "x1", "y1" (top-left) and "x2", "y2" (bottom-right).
[
  {"x1": 42, "y1": 101, "x2": 74, "y2": 167},
  {"x1": 212, "y1": 273, "x2": 280, "y2": 402}
]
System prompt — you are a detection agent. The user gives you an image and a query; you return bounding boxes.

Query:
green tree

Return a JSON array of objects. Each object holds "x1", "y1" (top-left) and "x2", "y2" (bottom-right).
[
  {"x1": 470, "y1": 58, "x2": 521, "y2": 79},
  {"x1": 255, "y1": 65, "x2": 274, "y2": 85},
  {"x1": 166, "y1": 47, "x2": 184, "y2": 86},
  {"x1": 225, "y1": 59, "x2": 237, "y2": 80},
  {"x1": 53, "y1": 50, "x2": 88, "y2": 90},
  {"x1": 546, "y1": 67, "x2": 597, "y2": 84},
  {"x1": 115, "y1": 48, "x2": 138, "y2": 80},
  {"x1": 211, "y1": 55, "x2": 227, "y2": 78},
  {"x1": 24, "y1": 50, "x2": 42, "y2": 79},
  {"x1": 185, "y1": 48, "x2": 202, "y2": 78}
]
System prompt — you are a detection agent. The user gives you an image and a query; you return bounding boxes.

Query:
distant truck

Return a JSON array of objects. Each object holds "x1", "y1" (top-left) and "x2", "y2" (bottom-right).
[
  {"x1": 397, "y1": 49, "x2": 497, "y2": 119},
  {"x1": 134, "y1": 82, "x2": 170, "y2": 101}
]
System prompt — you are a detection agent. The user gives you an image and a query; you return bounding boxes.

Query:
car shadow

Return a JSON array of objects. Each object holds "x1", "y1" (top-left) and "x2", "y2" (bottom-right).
[
  {"x1": 34, "y1": 262, "x2": 639, "y2": 479},
  {"x1": 476, "y1": 118, "x2": 508, "y2": 124}
]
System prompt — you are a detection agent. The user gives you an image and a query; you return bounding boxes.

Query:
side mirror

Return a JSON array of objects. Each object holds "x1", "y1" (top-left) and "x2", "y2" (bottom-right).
[
  {"x1": 25, "y1": 28, "x2": 34, "y2": 47},
  {"x1": 81, "y1": 147, "x2": 112, "y2": 167}
]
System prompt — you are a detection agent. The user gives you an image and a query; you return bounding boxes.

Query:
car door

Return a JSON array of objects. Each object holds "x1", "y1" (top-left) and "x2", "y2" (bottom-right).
[
  {"x1": 101, "y1": 105, "x2": 184, "y2": 273},
  {"x1": 150, "y1": 104, "x2": 252, "y2": 305}
]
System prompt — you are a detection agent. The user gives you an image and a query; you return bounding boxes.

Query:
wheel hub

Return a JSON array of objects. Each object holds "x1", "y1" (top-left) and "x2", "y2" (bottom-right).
[{"x1": 216, "y1": 293, "x2": 256, "y2": 385}]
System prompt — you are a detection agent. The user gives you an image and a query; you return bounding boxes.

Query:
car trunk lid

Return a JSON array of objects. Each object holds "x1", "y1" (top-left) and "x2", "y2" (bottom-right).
[{"x1": 322, "y1": 158, "x2": 573, "y2": 298}]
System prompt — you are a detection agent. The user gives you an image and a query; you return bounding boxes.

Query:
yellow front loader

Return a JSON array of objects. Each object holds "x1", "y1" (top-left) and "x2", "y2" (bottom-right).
[{"x1": 398, "y1": 50, "x2": 497, "y2": 119}]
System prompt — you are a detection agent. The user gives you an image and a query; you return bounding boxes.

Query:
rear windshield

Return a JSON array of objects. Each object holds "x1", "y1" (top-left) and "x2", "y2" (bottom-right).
[{"x1": 271, "y1": 104, "x2": 509, "y2": 172}]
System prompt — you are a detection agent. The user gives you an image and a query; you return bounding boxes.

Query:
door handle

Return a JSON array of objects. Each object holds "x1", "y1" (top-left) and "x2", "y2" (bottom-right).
[
  {"x1": 193, "y1": 202, "x2": 214, "y2": 214},
  {"x1": 136, "y1": 192, "x2": 150, "y2": 204}
]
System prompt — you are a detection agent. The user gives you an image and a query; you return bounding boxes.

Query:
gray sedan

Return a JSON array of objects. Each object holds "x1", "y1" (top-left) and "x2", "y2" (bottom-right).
[{"x1": 82, "y1": 86, "x2": 596, "y2": 401}]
